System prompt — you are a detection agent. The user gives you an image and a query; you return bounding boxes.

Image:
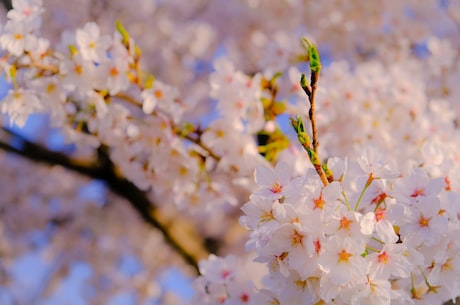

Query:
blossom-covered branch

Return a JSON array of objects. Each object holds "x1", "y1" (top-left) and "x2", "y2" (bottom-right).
[{"x1": 0, "y1": 127, "x2": 209, "y2": 272}]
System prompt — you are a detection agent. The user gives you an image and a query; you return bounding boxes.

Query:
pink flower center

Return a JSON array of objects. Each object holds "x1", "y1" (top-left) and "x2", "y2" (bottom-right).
[
  {"x1": 23, "y1": 8, "x2": 32, "y2": 16},
  {"x1": 371, "y1": 192, "x2": 387, "y2": 205},
  {"x1": 235, "y1": 100, "x2": 244, "y2": 110},
  {"x1": 240, "y1": 293, "x2": 249, "y2": 302},
  {"x1": 221, "y1": 269, "x2": 231, "y2": 279},
  {"x1": 270, "y1": 182, "x2": 283, "y2": 194},
  {"x1": 377, "y1": 251, "x2": 388, "y2": 264},
  {"x1": 411, "y1": 188, "x2": 425, "y2": 198},
  {"x1": 291, "y1": 84, "x2": 300, "y2": 92},
  {"x1": 445, "y1": 177, "x2": 451, "y2": 191},
  {"x1": 313, "y1": 239, "x2": 321, "y2": 255},
  {"x1": 375, "y1": 209, "x2": 386, "y2": 222}
]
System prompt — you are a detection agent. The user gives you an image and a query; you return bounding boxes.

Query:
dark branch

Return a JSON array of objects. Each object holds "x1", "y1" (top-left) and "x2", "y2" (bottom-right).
[
  {"x1": 0, "y1": 0, "x2": 12, "y2": 11},
  {"x1": 0, "y1": 128, "x2": 208, "y2": 273}
]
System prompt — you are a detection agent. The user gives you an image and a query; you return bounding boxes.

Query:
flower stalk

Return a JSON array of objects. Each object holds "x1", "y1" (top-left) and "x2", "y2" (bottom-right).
[{"x1": 292, "y1": 38, "x2": 329, "y2": 186}]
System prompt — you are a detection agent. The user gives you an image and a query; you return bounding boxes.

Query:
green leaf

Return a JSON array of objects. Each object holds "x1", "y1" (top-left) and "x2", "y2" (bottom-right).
[
  {"x1": 301, "y1": 37, "x2": 322, "y2": 74},
  {"x1": 270, "y1": 71, "x2": 283, "y2": 82},
  {"x1": 68, "y1": 44, "x2": 78, "y2": 56},
  {"x1": 180, "y1": 122, "x2": 195, "y2": 136},
  {"x1": 116, "y1": 20, "x2": 130, "y2": 46},
  {"x1": 144, "y1": 73, "x2": 155, "y2": 89},
  {"x1": 300, "y1": 73, "x2": 308, "y2": 88},
  {"x1": 290, "y1": 116, "x2": 311, "y2": 148},
  {"x1": 9, "y1": 65, "x2": 16, "y2": 80}
]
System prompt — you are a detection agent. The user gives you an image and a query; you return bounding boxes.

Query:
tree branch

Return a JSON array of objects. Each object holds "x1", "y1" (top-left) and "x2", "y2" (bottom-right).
[
  {"x1": 0, "y1": 0, "x2": 12, "y2": 11},
  {"x1": 0, "y1": 128, "x2": 210, "y2": 273}
]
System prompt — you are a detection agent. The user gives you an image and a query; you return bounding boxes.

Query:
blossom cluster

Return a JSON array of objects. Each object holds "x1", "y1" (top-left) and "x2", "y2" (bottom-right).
[
  {"x1": 194, "y1": 153, "x2": 460, "y2": 305},
  {"x1": 0, "y1": 0, "x2": 271, "y2": 223}
]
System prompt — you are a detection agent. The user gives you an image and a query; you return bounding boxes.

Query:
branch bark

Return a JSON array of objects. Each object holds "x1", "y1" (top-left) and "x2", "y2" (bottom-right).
[
  {"x1": 0, "y1": 128, "x2": 210, "y2": 273},
  {"x1": 0, "y1": 0, "x2": 12, "y2": 11}
]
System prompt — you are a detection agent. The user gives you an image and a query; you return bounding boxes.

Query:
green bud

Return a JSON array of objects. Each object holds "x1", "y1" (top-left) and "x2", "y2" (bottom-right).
[
  {"x1": 9, "y1": 65, "x2": 16, "y2": 80},
  {"x1": 134, "y1": 45, "x2": 142, "y2": 58},
  {"x1": 309, "y1": 149, "x2": 320, "y2": 164},
  {"x1": 300, "y1": 73, "x2": 311, "y2": 97},
  {"x1": 263, "y1": 137, "x2": 289, "y2": 163},
  {"x1": 301, "y1": 37, "x2": 322, "y2": 75},
  {"x1": 68, "y1": 44, "x2": 78, "y2": 56},
  {"x1": 261, "y1": 97, "x2": 271, "y2": 109},
  {"x1": 271, "y1": 101, "x2": 286, "y2": 115},
  {"x1": 300, "y1": 73, "x2": 308, "y2": 88},
  {"x1": 322, "y1": 163, "x2": 334, "y2": 182},
  {"x1": 290, "y1": 117, "x2": 299, "y2": 133},
  {"x1": 116, "y1": 20, "x2": 130, "y2": 46},
  {"x1": 181, "y1": 122, "x2": 195, "y2": 136},
  {"x1": 291, "y1": 115, "x2": 305, "y2": 134},
  {"x1": 270, "y1": 71, "x2": 283, "y2": 82},
  {"x1": 290, "y1": 116, "x2": 311, "y2": 148},
  {"x1": 144, "y1": 73, "x2": 155, "y2": 89}
]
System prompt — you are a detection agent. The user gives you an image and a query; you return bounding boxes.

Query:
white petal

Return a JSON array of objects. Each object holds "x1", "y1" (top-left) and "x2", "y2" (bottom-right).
[
  {"x1": 360, "y1": 212, "x2": 376, "y2": 235},
  {"x1": 274, "y1": 161, "x2": 292, "y2": 185},
  {"x1": 254, "y1": 165, "x2": 275, "y2": 187}
]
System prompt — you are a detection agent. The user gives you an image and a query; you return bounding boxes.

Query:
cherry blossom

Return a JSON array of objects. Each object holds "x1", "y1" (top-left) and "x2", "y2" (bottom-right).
[
  {"x1": 367, "y1": 243, "x2": 412, "y2": 280},
  {"x1": 253, "y1": 162, "x2": 300, "y2": 200},
  {"x1": 141, "y1": 80, "x2": 179, "y2": 115},
  {"x1": 1, "y1": 0, "x2": 460, "y2": 304},
  {"x1": 0, "y1": 20, "x2": 36, "y2": 56},
  {"x1": 75, "y1": 22, "x2": 112, "y2": 62},
  {"x1": 1, "y1": 88, "x2": 42, "y2": 127}
]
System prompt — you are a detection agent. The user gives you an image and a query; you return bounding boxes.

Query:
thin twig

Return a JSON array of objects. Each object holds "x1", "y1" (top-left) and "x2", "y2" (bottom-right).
[
  {"x1": 115, "y1": 92, "x2": 141, "y2": 106},
  {"x1": 309, "y1": 74, "x2": 319, "y2": 156},
  {"x1": 115, "y1": 92, "x2": 221, "y2": 161},
  {"x1": 183, "y1": 133, "x2": 221, "y2": 161},
  {"x1": 16, "y1": 61, "x2": 59, "y2": 74},
  {"x1": 290, "y1": 116, "x2": 329, "y2": 186},
  {"x1": 298, "y1": 38, "x2": 329, "y2": 186}
]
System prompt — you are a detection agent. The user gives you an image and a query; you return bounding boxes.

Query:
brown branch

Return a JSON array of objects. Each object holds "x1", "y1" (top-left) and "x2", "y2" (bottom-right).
[
  {"x1": 16, "y1": 61, "x2": 59, "y2": 74},
  {"x1": 309, "y1": 72, "x2": 320, "y2": 156},
  {"x1": 0, "y1": 0, "x2": 12, "y2": 11},
  {"x1": 0, "y1": 128, "x2": 210, "y2": 273},
  {"x1": 115, "y1": 92, "x2": 141, "y2": 107},
  {"x1": 183, "y1": 133, "x2": 221, "y2": 161}
]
